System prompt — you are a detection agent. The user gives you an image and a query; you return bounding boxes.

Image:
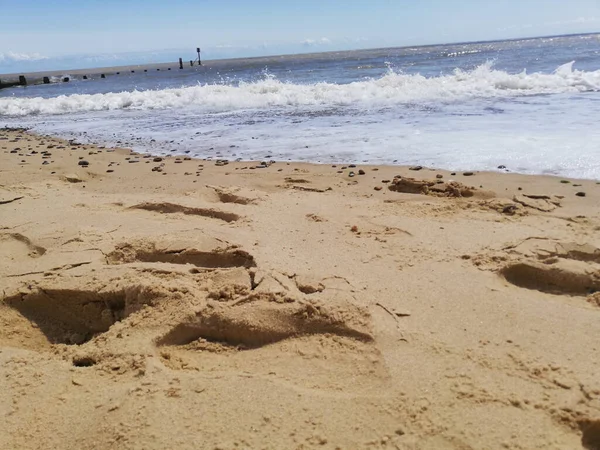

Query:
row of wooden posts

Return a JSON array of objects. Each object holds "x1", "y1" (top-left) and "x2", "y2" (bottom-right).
[{"x1": 0, "y1": 48, "x2": 203, "y2": 88}]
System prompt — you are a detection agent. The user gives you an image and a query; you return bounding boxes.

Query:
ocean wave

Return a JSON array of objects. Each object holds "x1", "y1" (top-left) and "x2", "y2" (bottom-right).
[{"x1": 1, "y1": 62, "x2": 599, "y2": 117}]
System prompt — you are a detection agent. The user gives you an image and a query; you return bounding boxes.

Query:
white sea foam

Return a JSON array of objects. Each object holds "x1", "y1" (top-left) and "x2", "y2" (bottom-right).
[{"x1": 1, "y1": 62, "x2": 599, "y2": 117}]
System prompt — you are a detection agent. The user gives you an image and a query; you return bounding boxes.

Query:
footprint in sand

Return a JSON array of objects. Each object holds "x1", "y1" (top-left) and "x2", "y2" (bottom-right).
[
  {"x1": 129, "y1": 202, "x2": 241, "y2": 223},
  {"x1": 496, "y1": 240, "x2": 600, "y2": 302},
  {"x1": 0, "y1": 233, "x2": 46, "y2": 264}
]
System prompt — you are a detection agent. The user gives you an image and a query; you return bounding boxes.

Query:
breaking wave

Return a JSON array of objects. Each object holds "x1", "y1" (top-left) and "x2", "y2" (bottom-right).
[{"x1": 1, "y1": 62, "x2": 599, "y2": 117}]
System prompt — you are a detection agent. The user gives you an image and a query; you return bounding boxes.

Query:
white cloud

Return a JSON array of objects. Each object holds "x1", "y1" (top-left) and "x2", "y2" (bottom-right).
[
  {"x1": 301, "y1": 37, "x2": 332, "y2": 47},
  {"x1": 544, "y1": 16, "x2": 599, "y2": 27},
  {"x1": 0, "y1": 51, "x2": 48, "y2": 63}
]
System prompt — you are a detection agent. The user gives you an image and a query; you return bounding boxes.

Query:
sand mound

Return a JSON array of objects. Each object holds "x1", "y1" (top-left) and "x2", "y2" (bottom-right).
[
  {"x1": 107, "y1": 240, "x2": 256, "y2": 269},
  {"x1": 207, "y1": 185, "x2": 258, "y2": 205},
  {"x1": 157, "y1": 299, "x2": 372, "y2": 349},
  {"x1": 388, "y1": 176, "x2": 488, "y2": 198}
]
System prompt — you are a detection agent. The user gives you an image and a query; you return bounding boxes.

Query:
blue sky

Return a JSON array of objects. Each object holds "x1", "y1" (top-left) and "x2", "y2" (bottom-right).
[{"x1": 1, "y1": 0, "x2": 599, "y2": 71}]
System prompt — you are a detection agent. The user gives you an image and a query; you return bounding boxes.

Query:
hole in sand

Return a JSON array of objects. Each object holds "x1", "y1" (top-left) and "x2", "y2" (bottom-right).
[
  {"x1": 157, "y1": 302, "x2": 372, "y2": 350},
  {"x1": 130, "y1": 202, "x2": 240, "y2": 223},
  {"x1": 579, "y1": 419, "x2": 600, "y2": 450},
  {"x1": 4, "y1": 288, "x2": 144, "y2": 345},
  {"x1": 501, "y1": 262, "x2": 599, "y2": 296},
  {"x1": 72, "y1": 356, "x2": 97, "y2": 367}
]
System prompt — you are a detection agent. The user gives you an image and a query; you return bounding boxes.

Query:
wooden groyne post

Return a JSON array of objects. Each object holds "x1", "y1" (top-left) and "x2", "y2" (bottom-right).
[
  {"x1": 19, "y1": 75, "x2": 27, "y2": 86},
  {"x1": 179, "y1": 58, "x2": 183, "y2": 69},
  {"x1": 0, "y1": 78, "x2": 24, "y2": 89}
]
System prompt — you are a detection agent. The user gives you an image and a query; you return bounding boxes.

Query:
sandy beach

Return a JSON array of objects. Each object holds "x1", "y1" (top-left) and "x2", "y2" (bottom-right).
[{"x1": 1, "y1": 128, "x2": 599, "y2": 449}]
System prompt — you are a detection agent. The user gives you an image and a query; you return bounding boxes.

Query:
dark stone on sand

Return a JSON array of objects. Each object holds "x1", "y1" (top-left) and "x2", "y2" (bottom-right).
[
  {"x1": 451, "y1": 172, "x2": 456, "y2": 176},
  {"x1": 153, "y1": 157, "x2": 163, "y2": 162},
  {"x1": 128, "y1": 160, "x2": 139, "y2": 163},
  {"x1": 382, "y1": 179, "x2": 391, "y2": 183},
  {"x1": 42, "y1": 161, "x2": 49, "y2": 165},
  {"x1": 502, "y1": 205, "x2": 517, "y2": 215},
  {"x1": 436, "y1": 174, "x2": 443, "y2": 179},
  {"x1": 358, "y1": 169, "x2": 366, "y2": 175},
  {"x1": 10, "y1": 149, "x2": 17, "y2": 153},
  {"x1": 78, "y1": 160, "x2": 89, "y2": 166},
  {"x1": 498, "y1": 165, "x2": 506, "y2": 169},
  {"x1": 348, "y1": 172, "x2": 355, "y2": 177},
  {"x1": 107, "y1": 169, "x2": 114, "y2": 173},
  {"x1": 349, "y1": 164, "x2": 356, "y2": 168},
  {"x1": 463, "y1": 172, "x2": 475, "y2": 176},
  {"x1": 409, "y1": 166, "x2": 423, "y2": 171},
  {"x1": 576, "y1": 192, "x2": 586, "y2": 197},
  {"x1": 374, "y1": 186, "x2": 382, "y2": 191}
]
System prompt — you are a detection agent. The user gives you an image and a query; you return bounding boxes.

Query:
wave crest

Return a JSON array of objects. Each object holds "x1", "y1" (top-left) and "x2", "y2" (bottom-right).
[{"x1": 1, "y1": 62, "x2": 599, "y2": 117}]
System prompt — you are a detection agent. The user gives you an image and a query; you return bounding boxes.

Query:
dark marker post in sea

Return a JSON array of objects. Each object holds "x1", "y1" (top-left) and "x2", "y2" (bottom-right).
[{"x1": 0, "y1": 46, "x2": 205, "y2": 90}]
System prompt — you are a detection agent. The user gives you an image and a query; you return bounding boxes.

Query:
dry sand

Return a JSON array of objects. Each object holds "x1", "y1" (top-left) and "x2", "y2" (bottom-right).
[{"x1": 1, "y1": 128, "x2": 599, "y2": 449}]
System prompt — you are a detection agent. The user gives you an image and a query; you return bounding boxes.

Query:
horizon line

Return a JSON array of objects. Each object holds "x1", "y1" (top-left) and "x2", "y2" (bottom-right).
[{"x1": 1, "y1": 30, "x2": 598, "y2": 78}]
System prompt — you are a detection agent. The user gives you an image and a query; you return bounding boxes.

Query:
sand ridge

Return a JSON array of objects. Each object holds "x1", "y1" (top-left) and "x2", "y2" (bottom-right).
[{"x1": 1, "y1": 128, "x2": 600, "y2": 449}]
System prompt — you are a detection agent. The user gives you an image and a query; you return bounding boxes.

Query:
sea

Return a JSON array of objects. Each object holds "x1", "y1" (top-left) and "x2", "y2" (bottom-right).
[{"x1": 1, "y1": 34, "x2": 600, "y2": 179}]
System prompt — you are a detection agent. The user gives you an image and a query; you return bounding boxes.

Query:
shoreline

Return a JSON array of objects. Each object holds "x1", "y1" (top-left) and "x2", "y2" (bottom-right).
[
  {"x1": 1, "y1": 128, "x2": 599, "y2": 449},
  {"x1": 2, "y1": 127, "x2": 600, "y2": 188}
]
